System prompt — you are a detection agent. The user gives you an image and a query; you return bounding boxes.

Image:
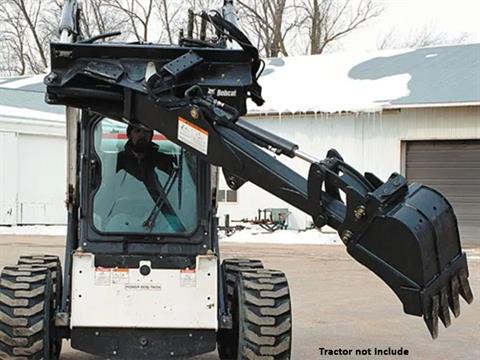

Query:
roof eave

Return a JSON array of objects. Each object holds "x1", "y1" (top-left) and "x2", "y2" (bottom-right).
[
  {"x1": 246, "y1": 101, "x2": 480, "y2": 117},
  {"x1": 382, "y1": 101, "x2": 480, "y2": 110}
]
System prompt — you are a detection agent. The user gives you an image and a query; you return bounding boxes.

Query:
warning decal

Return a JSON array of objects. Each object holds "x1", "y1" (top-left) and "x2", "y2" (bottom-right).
[
  {"x1": 180, "y1": 269, "x2": 197, "y2": 288},
  {"x1": 112, "y1": 268, "x2": 129, "y2": 285},
  {"x1": 95, "y1": 267, "x2": 111, "y2": 286},
  {"x1": 177, "y1": 117, "x2": 208, "y2": 155}
]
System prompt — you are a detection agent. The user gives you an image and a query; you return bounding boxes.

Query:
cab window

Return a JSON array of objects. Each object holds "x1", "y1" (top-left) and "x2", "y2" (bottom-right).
[{"x1": 92, "y1": 118, "x2": 198, "y2": 234}]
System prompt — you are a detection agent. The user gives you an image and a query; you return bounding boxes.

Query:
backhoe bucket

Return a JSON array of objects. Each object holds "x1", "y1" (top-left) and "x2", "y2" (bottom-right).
[{"x1": 345, "y1": 183, "x2": 473, "y2": 339}]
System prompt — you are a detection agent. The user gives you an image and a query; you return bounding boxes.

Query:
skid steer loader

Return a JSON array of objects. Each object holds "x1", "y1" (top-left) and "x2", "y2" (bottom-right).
[{"x1": 0, "y1": 1, "x2": 474, "y2": 359}]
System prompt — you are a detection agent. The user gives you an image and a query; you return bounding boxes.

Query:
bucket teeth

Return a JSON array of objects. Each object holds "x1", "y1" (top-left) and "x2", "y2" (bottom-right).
[
  {"x1": 458, "y1": 269, "x2": 474, "y2": 304},
  {"x1": 449, "y1": 276, "x2": 461, "y2": 318},
  {"x1": 438, "y1": 287, "x2": 451, "y2": 328},
  {"x1": 425, "y1": 268, "x2": 474, "y2": 338},
  {"x1": 424, "y1": 294, "x2": 439, "y2": 339}
]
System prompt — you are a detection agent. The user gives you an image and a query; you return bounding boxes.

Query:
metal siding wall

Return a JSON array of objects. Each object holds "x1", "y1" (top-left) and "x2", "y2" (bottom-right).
[
  {"x1": 1, "y1": 107, "x2": 478, "y2": 228},
  {"x1": 217, "y1": 112, "x2": 373, "y2": 230},
  {"x1": 17, "y1": 134, "x2": 67, "y2": 224},
  {"x1": 217, "y1": 106, "x2": 480, "y2": 230},
  {"x1": 406, "y1": 140, "x2": 480, "y2": 246},
  {"x1": 0, "y1": 131, "x2": 18, "y2": 225}
]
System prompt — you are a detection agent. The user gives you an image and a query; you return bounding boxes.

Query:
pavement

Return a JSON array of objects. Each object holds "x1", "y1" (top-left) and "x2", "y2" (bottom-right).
[{"x1": 0, "y1": 235, "x2": 479, "y2": 360}]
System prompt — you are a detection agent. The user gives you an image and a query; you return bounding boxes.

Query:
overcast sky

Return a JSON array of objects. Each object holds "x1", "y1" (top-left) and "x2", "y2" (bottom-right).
[{"x1": 340, "y1": 0, "x2": 480, "y2": 52}]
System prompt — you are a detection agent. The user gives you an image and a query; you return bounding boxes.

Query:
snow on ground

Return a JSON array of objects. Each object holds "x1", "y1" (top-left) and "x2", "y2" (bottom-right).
[
  {"x1": 1, "y1": 226, "x2": 478, "y2": 255},
  {"x1": 0, "y1": 224, "x2": 341, "y2": 245},
  {"x1": 220, "y1": 225, "x2": 341, "y2": 245},
  {"x1": 464, "y1": 248, "x2": 480, "y2": 261},
  {"x1": 0, "y1": 225, "x2": 67, "y2": 236}
]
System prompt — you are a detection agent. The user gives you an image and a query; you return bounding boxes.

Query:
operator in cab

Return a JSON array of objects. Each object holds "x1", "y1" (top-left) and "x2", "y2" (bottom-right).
[
  {"x1": 117, "y1": 124, "x2": 176, "y2": 197},
  {"x1": 116, "y1": 124, "x2": 186, "y2": 232}
]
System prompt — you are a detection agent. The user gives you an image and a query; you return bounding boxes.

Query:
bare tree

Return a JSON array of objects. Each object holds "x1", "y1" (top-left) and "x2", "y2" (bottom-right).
[
  {"x1": 157, "y1": 0, "x2": 174, "y2": 43},
  {"x1": 0, "y1": 44, "x2": 17, "y2": 76},
  {"x1": 298, "y1": 0, "x2": 383, "y2": 54},
  {"x1": 0, "y1": 0, "x2": 62, "y2": 74},
  {"x1": 0, "y1": 0, "x2": 133, "y2": 75},
  {"x1": 104, "y1": 0, "x2": 156, "y2": 42},
  {"x1": 183, "y1": 0, "x2": 218, "y2": 41},
  {"x1": 40, "y1": 0, "x2": 129, "y2": 42},
  {"x1": 44, "y1": 1, "x2": 63, "y2": 32},
  {"x1": 237, "y1": 0, "x2": 298, "y2": 57},
  {"x1": 378, "y1": 25, "x2": 470, "y2": 50},
  {"x1": 156, "y1": 0, "x2": 185, "y2": 44},
  {"x1": 0, "y1": 0, "x2": 51, "y2": 72},
  {"x1": 0, "y1": 4, "x2": 29, "y2": 75},
  {"x1": 77, "y1": 0, "x2": 129, "y2": 39},
  {"x1": 376, "y1": 26, "x2": 396, "y2": 51}
]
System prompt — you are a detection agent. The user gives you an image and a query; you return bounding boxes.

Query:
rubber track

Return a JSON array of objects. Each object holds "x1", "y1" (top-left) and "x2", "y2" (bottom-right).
[
  {"x1": 0, "y1": 265, "x2": 50, "y2": 360},
  {"x1": 238, "y1": 269, "x2": 292, "y2": 360}
]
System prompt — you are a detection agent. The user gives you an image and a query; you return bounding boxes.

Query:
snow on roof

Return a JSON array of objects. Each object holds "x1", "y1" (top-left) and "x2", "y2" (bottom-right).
[
  {"x1": 0, "y1": 74, "x2": 46, "y2": 91},
  {"x1": 0, "y1": 105, "x2": 64, "y2": 122},
  {"x1": 0, "y1": 43, "x2": 478, "y2": 119},
  {"x1": 0, "y1": 74, "x2": 64, "y2": 122},
  {"x1": 249, "y1": 43, "x2": 480, "y2": 114}
]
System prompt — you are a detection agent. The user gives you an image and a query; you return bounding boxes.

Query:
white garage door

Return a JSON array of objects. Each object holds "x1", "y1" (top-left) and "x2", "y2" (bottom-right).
[
  {"x1": 17, "y1": 134, "x2": 67, "y2": 224},
  {"x1": 0, "y1": 132, "x2": 17, "y2": 225},
  {"x1": 406, "y1": 140, "x2": 480, "y2": 246}
]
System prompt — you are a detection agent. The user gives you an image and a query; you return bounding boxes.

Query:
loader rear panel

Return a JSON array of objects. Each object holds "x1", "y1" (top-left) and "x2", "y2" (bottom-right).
[
  {"x1": 71, "y1": 328, "x2": 216, "y2": 359},
  {"x1": 71, "y1": 252, "x2": 218, "y2": 329}
]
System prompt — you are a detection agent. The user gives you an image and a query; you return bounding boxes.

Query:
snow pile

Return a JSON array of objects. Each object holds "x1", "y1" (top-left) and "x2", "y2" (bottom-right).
[
  {"x1": 220, "y1": 226, "x2": 341, "y2": 245},
  {"x1": 464, "y1": 248, "x2": 480, "y2": 261},
  {"x1": 248, "y1": 48, "x2": 413, "y2": 114},
  {"x1": 0, "y1": 225, "x2": 67, "y2": 236}
]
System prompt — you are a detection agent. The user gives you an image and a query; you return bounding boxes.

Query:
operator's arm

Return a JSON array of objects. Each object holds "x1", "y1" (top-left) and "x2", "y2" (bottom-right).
[
  {"x1": 152, "y1": 151, "x2": 176, "y2": 176},
  {"x1": 116, "y1": 150, "x2": 127, "y2": 173}
]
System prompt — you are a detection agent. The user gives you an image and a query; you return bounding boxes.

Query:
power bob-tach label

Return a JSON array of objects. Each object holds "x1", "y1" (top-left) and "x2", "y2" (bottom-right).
[
  {"x1": 125, "y1": 284, "x2": 162, "y2": 291},
  {"x1": 177, "y1": 117, "x2": 208, "y2": 155}
]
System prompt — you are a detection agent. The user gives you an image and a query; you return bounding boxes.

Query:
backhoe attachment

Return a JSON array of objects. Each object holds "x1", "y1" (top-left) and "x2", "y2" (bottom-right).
[
  {"x1": 44, "y1": 9, "x2": 473, "y2": 339},
  {"x1": 307, "y1": 154, "x2": 473, "y2": 339}
]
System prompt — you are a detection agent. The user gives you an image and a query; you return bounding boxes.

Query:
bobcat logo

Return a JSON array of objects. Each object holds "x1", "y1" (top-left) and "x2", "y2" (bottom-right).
[
  {"x1": 217, "y1": 89, "x2": 237, "y2": 97},
  {"x1": 207, "y1": 88, "x2": 237, "y2": 97}
]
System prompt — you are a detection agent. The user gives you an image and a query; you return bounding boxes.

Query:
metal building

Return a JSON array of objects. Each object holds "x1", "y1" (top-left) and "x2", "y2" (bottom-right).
[
  {"x1": 0, "y1": 76, "x2": 66, "y2": 225},
  {"x1": 216, "y1": 44, "x2": 480, "y2": 246},
  {"x1": 1, "y1": 44, "x2": 479, "y2": 245}
]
